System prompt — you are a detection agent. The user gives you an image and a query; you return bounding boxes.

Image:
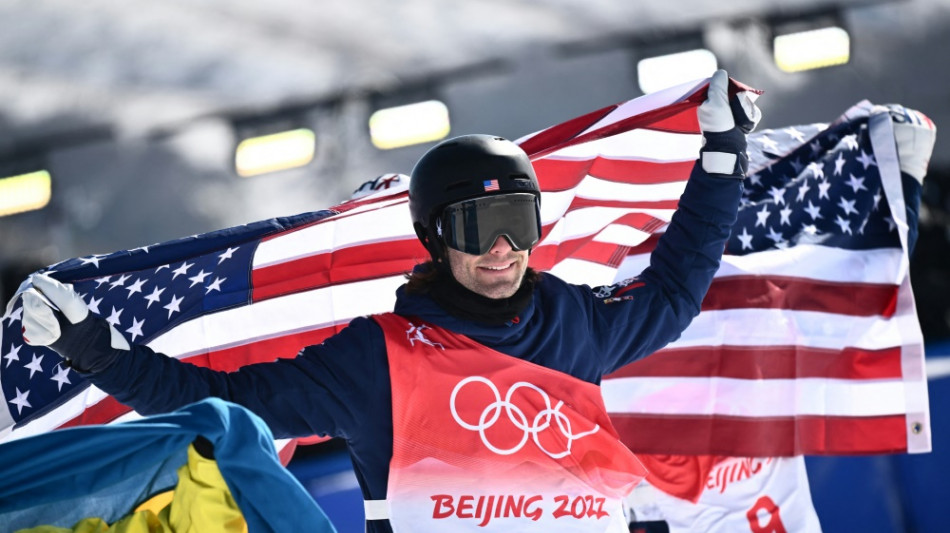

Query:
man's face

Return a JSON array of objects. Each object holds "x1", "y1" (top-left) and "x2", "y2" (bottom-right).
[{"x1": 446, "y1": 235, "x2": 529, "y2": 299}]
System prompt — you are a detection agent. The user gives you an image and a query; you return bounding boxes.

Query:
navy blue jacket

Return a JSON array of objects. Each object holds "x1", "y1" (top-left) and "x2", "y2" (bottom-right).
[{"x1": 87, "y1": 165, "x2": 742, "y2": 531}]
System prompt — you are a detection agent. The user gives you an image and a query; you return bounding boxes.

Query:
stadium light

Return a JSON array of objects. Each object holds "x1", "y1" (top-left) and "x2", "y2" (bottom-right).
[
  {"x1": 773, "y1": 25, "x2": 850, "y2": 72},
  {"x1": 0, "y1": 169, "x2": 52, "y2": 217},
  {"x1": 234, "y1": 128, "x2": 316, "y2": 178},
  {"x1": 637, "y1": 48, "x2": 718, "y2": 94},
  {"x1": 369, "y1": 99, "x2": 451, "y2": 150}
]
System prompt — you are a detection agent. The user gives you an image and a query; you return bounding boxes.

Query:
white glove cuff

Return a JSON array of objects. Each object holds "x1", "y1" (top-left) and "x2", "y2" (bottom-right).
[
  {"x1": 110, "y1": 324, "x2": 131, "y2": 350},
  {"x1": 702, "y1": 151, "x2": 739, "y2": 175}
]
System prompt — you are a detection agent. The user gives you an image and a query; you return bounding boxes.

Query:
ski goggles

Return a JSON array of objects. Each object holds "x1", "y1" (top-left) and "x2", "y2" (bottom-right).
[{"x1": 438, "y1": 193, "x2": 541, "y2": 255}]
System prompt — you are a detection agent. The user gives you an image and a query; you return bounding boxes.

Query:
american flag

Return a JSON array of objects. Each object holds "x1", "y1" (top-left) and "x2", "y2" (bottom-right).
[
  {"x1": 0, "y1": 79, "x2": 931, "y2": 461},
  {"x1": 599, "y1": 101, "x2": 931, "y2": 456},
  {"x1": 0, "y1": 210, "x2": 347, "y2": 457}
]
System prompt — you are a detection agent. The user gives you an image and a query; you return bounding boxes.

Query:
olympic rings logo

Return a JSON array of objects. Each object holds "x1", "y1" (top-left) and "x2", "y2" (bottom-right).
[{"x1": 449, "y1": 376, "x2": 600, "y2": 459}]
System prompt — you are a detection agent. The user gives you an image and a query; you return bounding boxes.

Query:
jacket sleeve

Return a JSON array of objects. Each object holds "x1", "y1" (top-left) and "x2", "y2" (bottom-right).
[
  {"x1": 83, "y1": 316, "x2": 386, "y2": 440},
  {"x1": 588, "y1": 163, "x2": 742, "y2": 374}
]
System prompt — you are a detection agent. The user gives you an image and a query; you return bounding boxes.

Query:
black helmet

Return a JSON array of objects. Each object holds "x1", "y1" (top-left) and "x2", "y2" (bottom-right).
[{"x1": 409, "y1": 134, "x2": 541, "y2": 259}]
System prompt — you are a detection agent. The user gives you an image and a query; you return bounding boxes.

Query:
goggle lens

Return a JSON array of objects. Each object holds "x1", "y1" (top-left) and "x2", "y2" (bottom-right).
[{"x1": 439, "y1": 193, "x2": 541, "y2": 255}]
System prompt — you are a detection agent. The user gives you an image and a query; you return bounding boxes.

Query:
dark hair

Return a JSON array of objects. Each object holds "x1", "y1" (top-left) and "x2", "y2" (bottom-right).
[{"x1": 404, "y1": 260, "x2": 541, "y2": 295}]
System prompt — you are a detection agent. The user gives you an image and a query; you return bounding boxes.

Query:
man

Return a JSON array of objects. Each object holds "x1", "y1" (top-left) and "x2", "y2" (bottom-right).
[{"x1": 21, "y1": 70, "x2": 760, "y2": 532}]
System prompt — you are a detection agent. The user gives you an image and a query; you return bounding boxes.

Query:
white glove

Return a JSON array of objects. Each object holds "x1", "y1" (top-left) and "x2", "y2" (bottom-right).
[
  {"x1": 697, "y1": 69, "x2": 762, "y2": 176},
  {"x1": 22, "y1": 274, "x2": 87, "y2": 346},
  {"x1": 886, "y1": 104, "x2": 936, "y2": 184},
  {"x1": 22, "y1": 273, "x2": 129, "y2": 354}
]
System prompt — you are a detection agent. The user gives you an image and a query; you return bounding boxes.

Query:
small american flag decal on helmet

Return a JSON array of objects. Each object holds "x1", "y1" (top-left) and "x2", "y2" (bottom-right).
[{"x1": 483, "y1": 179, "x2": 499, "y2": 191}]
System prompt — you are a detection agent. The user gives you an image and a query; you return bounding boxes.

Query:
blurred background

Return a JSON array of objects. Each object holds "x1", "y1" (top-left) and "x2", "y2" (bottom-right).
[{"x1": 0, "y1": 0, "x2": 947, "y2": 531}]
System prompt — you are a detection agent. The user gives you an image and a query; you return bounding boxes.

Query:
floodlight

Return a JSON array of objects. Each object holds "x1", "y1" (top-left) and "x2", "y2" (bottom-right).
[
  {"x1": 369, "y1": 100, "x2": 450, "y2": 150},
  {"x1": 773, "y1": 26, "x2": 850, "y2": 72},
  {"x1": 0, "y1": 170, "x2": 52, "y2": 217},
  {"x1": 234, "y1": 128, "x2": 316, "y2": 178}
]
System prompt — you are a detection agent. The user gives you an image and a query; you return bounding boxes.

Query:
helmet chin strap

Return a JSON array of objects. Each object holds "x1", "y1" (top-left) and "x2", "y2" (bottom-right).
[{"x1": 416, "y1": 220, "x2": 451, "y2": 271}]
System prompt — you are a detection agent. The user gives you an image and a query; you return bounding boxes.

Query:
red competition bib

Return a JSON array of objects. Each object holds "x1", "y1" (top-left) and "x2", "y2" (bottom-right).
[{"x1": 371, "y1": 313, "x2": 648, "y2": 532}]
